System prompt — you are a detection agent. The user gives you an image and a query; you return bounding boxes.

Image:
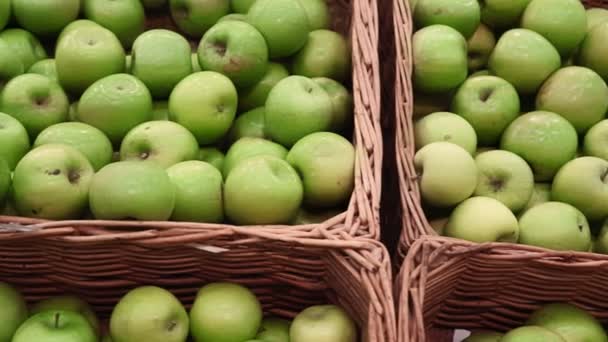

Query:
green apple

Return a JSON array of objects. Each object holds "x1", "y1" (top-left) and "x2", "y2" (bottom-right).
[
  {"x1": 552, "y1": 157, "x2": 608, "y2": 221},
  {"x1": 0, "y1": 38, "x2": 25, "y2": 89},
  {"x1": 587, "y1": 8, "x2": 608, "y2": 31},
  {"x1": 198, "y1": 147, "x2": 225, "y2": 171},
  {"x1": 78, "y1": 73, "x2": 153, "y2": 145},
  {"x1": 287, "y1": 132, "x2": 355, "y2": 208},
  {"x1": 131, "y1": 29, "x2": 192, "y2": 99},
  {"x1": 34, "y1": 122, "x2": 113, "y2": 171},
  {"x1": 248, "y1": 0, "x2": 310, "y2": 58},
  {"x1": 537, "y1": 66, "x2": 608, "y2": 134},
  {"x1": 413, "y1": 25, "x2": 468, "y2": 93},
  {"x1": 474, "y1": 150, "x2": 534, "y2": 213},
  {"x1": 488, "y1": 29, "x2": 561, "y2": 95},
  {"x1": 0, "y1": 1, "x2": 9, "y2": 31},
  {"x1": 522, "y1": 183, "x2": 551, "y2": 213},
  {"x1": 0, "y1": 282, "x2": 27, "y2": 342},
  {"x1": 169, "y1": 71, "x2": 238, "y2": 145},
  {"x1": 223, "y1": 137, "x2": 288, "y2": 177},
  {"x1": 12, "y1": 0, "x2": 80, "y2": 36},
  {"x1": 224, "y1": 155, "x2": 302, "y2": 224},
  {"x1": 198, "y1": 20, "x2": 269, "y2": 88},
  {"x1": 120, "y1": 121, "x2": 199, "y2": 168},
  {"x1": 265, "y1": 75, "x2": 333, "y2": 147},
  {"x1": 414, "y1": 0, "x2": 480, "y2": 38},
  {"x1": 57, "y1": 19, "x2": 102, "y2": 42},
  {"x1": 480, "y1": 0, "x2": 531, "y2": 30},
  {"x1": 292, "y1": 208, "x2": 342, "y2": 225},
  {"x1": 28, "y1": 59, "x2": 58, "y2": 81},
  {"x1": 110, "y1": 286, "x2": 189, "y2": 342},
  {"x1": 152, "y1": 101, "x2": 169, "y2": 121},
  {"x1": 255, "y1": 317, "x2": 290, "y2": 342},
  {"x1": 31, "y1": 296, "x2": 99, "y2": 334},
  {"x1": 292, "y1": 30, "x2": 350, "y2": 82},
  {"x1": 462, "y1": 331, "x2": 503, "y2": 342},
  {"x1": 577, "y1": 22, "x2": 608, "y2": 82},
  {"x1": 89, "y1": 161, "x2": 175, "y2": 220},
  {"x1": 414, "y1": 112, "x2": 477, "y2": 154},
  {"x1": 584, "y1": 120, "x2": 608, "y2": 161},
  {"x1": 56, "y1": 22, "x2": 125, "y2": 95},
  {"x1": 141, "y1": 0, "x2": 167, "y2": 9},
  {"x1": 0, "y1": 29, "x2": 47, "y2": 71},
  {"x1": 0, "y1": 159, "x2": 8, "y2": 206},
  {"x1": 467, "y1": 24, "x2": 495, "y2": 72},
  {"x1": 500, "y1": 111, "x2": 577, "y2": 181},
  {"x1": 1, "y1": 74, "x2": 69, "y2": 139},
  {"x1": 519, "y1": 201, "x2": 591, "y2": 251},
  {"x1": 13, "y1": 311, "x2": 96, "y2": 342},
  {"x1": 83, "y1": 0, "x2": 145, "y2": 48},
  {"x1": 228, "y1": 107, "x2": 266, "y2": 142},
  {"x1": 414, "y1": 142, "x2": 477, "y2": 207},
  {"x1": 297, "y1": 0, "x2": 329, "y2": 30},
  {"x1": 231, "y1": 0, "x2": 254, "y2": 13},
  {"x1": 527, "y1": 303, "x2": 608, "y2": 341},
  {"x1": 290, "y1": 305, "x2": 356, "y2": 342},
  {"x1": 167, "y1": 161, "x2": 223, "y2": 222},
  {"x1": 170, "y1": 0, "x2": 230, "y2": 38},
  {"x1": 0, "y1": 112, "x2": 30, "y2": 170},
  {"x1": 313, "y1": 77, "x2": 353, "y2": 133},
  {"x1": 521, "y1": 0, "x2": 586, "y2": 57},
  {"x1": 451, "y1": 76, "x2": 519, "y2": 146},
  {"x1": 190, "y1": 283, "x2": 262, "y2": 342},
  {"x1": 501, "y1": 326, "x2": 565, "y2": 342},
  {"x1": 444, "y1": 196, "x2": 519, "y2": 243},
  {"x1": 239, "y1": 62, "x2": 289, "y2": 112}
]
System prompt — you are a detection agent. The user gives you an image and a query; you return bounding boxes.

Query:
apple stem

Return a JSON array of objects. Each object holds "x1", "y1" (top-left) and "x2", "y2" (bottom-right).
[{"x1": 54, "y1": 312, "x2": 60, "y2": 329}]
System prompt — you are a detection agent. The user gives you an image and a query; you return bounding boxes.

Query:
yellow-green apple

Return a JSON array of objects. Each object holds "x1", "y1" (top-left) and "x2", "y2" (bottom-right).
[
  {"x1": 474, "y1": 150, "x2": 534, "y2": 213},
  {"x1": 131, "y1": 29, "x2": 192, "y2": 99},
  {"x1": 152, "y1": 101, "x2": 169, "y2": 121},
  {"x1": 522, "y1": 183, "x2": 551, "y2": 213},
  {"x1": 521, "y1": 0, "x2": 586, "y2": 57},
  {"x1": 500, "y1": 111, "x2": 577, "y2": 181},
  {"x1": 190, "y1": 283, "x2": 262, "y2": 342},
  {"x1": 169, "y1": 71, "x2": 238, "y2": 145},
  {"x1": 414, "y1": 112, "x2": 477, "y2": 154},
  {"x1": 198, "y1": 147, "x2": 224, "y2": 171},
  {"x1": 414, "y1": 142, "x2": 477, "y2": 207},
  {"x1": 290, "y1": 305, "x2": 357, "y2": 342},
  {"x1": 297, "y1": 0, "x2": 329, "y2": 30},
  {"x1": 518, "y1": 201, "x2": 591, "y2": 251},
  {"x1": 527, "y1": 303, "x2": 608, "y2": 341},
  {"x1": 0, "y1": 29, "x2": 47, "y2": 71},
  {"x1": 587, "y1": 8, "x2": 608, "y2": 31},
  {"x1": 444, "y1": 196, "x2": 519, "y2": 243},
  {"x1": 488, "y1": 29, "x2": 561, "y2": 95},
  {"x1": 34, "y1": 122, "x2": 113, "y2": 171},
  {"x1": 265, "y1": 75, "x2": 333, "y2": 147},
  {"x1": 57, "y1": 19, "x2": 101, "y2": 42},
  {"x1": 451, "y1": 75, "x2": 520, "y2": 145},
  {"x1": 218, "y1": 13, "x2": 248, "y2": 23},
  {"x1": 228, "y1": 107, "x2": 266, "y2": 143},
  {"x1": 313, "y1": 77, "x2": 353, "y2": 133},
  {"x1": 231, "y1": 0, "x2": 254, "y2": 13},
  {"x1": 28, "y1": 59, "x2": 58, "y2": 81},
  {"x1": 78, "y1": 73, "x2": 153, "y2": 145},
  {"x1": 141, "y1": 0, "x2": 166, "y2": 9},
  {"x1": 255, "y1": 317, "x2": 290, "y2": 342},
  {"x1": 480, "y1": 0, "x2": 531, "y2": 30},
  {"x1": 167, "y1": 161, "x2": 224, "y2": 222},
  {"x1": 413, "y1": 25, "x2": 467, "y2": 93},
  {"x1": 12, "y1": 0, "x2": 80, "y2": 36},
  {"x1": 31, "y1": 296, "x2": 99, "y2": 335},
  {"x1": 537, "y1": 66, "x2": 608, "y2": 134},
  {"x1": 0, "y1": 39, "x2": 25, "y2": 89},
  {"x1": 467, "y1": 24, "x2": 495, "y2": 72},
  {"x1": 83, "y1": 0, "x2": 145, "y2": 48},
  {"x1": 223, "y1": 137, "x2": 288, "y2": 177},
  {"x1": 0, "y1": 160, "x2": 8, "y2": 206},
  {"x1": 0, "y1": 282, "x2": 27, "y2": 341},
  {"x1": 248, "y1": 0, "x2": 310, "y2": 58},
  {"x1": 287, "y1": 132, "x2": 355, "y2": 208},
  {"x1": 577, "y1": 22, "x2": 608, "y2": 82},
  {"x1": 89, "y1": 161, "x2": 175, "y2": 220},
  {"x1": 292, "y1": 30, "x2": 350, "y2": 82},
  {"x1": 501, "y1": 326, "x2": 566, "y2": 342},
  {"x1": 13, "y1": 144, "x2": 94, "y2": 219},
  {"x1": 462, "y1": 331, "x2": 503, "y2": 342},
  {"x1": 0, "y1": 112, "x2": 30, "y2": 170},
  {"x1": 56, "y1": 22, "x2": 125, "y2": 95},
  {"x1": 224, "y1": 155, "x2": 303, "y2": 224},
  {"x1": 13, "y1": 311, "x2": 96, "y2": 342},
  {"x1": 0, "y1": 1, "x2": 9, "y2": 30},
  {"x1": 120, "y1": 121, "x2": 199, "y2": 168},
  {"x1": 1, "y1": 74, "x2": 69, "y2": 139},
  {"x1": 198, "y1": 20, "x2": 269, "y2": 88},
  {"x1": 413, "y1": 0, "x2": 480, "y2": 38},
  {"x1": 584, "y1": 120, "x2": 608, "y2": 161},
  {"x1": 292, "y1": 208, "x2": 342, "y2": 225},
  {"x1": 170, "y1": 0, "x2": 230, "y2": 38},
  {"x1": 110, "y1": 286, "x2": 189, "y2": 342},
  {"x1": 239, "y1": 63, "x2": 289, "y2": 112},
  {"x1": 551, "y1": 157, "x2": 608, "y2": 221}
]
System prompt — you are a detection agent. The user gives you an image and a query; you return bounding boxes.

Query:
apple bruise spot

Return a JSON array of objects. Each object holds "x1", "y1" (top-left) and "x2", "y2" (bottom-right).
[
  {"x1": 68, "y1": 169, "x2": 80, "y2": 184},
  {"x1": 479, "y1": 88, "x2": 493, "y2": 102},
  {"x1": 216, "y1": 104, "x2": 225, "y2": 113},
  {"x1": 46, "y1": 169, "x2": 61, "y2": 176}
]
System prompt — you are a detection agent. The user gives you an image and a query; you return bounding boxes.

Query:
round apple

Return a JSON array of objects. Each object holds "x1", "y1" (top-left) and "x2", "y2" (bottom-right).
[
  {"x1": 13, "y1": 310, "x2": 97, "y2": 342},
  {"x1": 480, "y1": 0, "x2": 531, "y2": 30},
  {"x1": 170, "y1": 0, "x2": 230, "y2": 38},
  {"x1": 577, "y1": 22, "x2": 608, "y2": 87},
  {"x1": 313, "y1": 77, "x2": 354, "y2": 133},
  {"x1": 290, "y1": 305, "x2": 357, "y2": 342},
  {"x1": 0, "y1": 29, "x2": 47, "y2": 71},
  {"x1": 584, "y1": 120, "x2": 608, "y2": 161},
  {"x1": 223, "y1": 137, "x2": 288, "y2": 178},
  {"x1": 228, "y1": 107, "x2": 267, "y2": 143},
  {"x1": 31, "y1": 296, "x2": 99, "y2": 335},
  {"x1": 527, "y1": 303, "x2": 607, "y2": 341},
  {"x1": 0, "y1": 112, "x2": 30, "y2": 170},
  {"x1": 12, "y1": 0, "x2": 80, "y2": 36},
  {"x1": 413, "y1": 0, "x2": 480, "y2": 38},
  {"x1": 0, "y1": 282, "x2": 28, "y2": 342},
  {"x1": 238, "y1": 62, "x2": 289, "y2": 112},
  {"x1": 414, "y1": 111, "x2": 477, "y2": 154},
  {"x1": 83, "y1": 0, "x2": 145, "y2": 48},
  {"x1": 28, "y1": 59, "x2": 57, "y2": 81},
  {"x1": 198, "y1": 147, "x2": 225, "y2": 171},
  {"x1": 500, "y1": 326, "x2": 566, "y2": 342},
  {"x1": 292, "y1": 30, "x2": 350, "y2": 82}
]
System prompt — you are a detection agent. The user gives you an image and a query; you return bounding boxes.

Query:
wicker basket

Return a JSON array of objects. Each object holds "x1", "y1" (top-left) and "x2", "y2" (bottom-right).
[{"x1": 397, "y1": 236, "x2": 608, "y2": 342}]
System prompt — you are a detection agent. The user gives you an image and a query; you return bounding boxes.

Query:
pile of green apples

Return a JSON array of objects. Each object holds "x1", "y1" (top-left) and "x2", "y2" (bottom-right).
[
  {"x1": 0, "y1": 0, "x2": 355, "y2": 226},
  {"x1": 410, "y1": 0, "x2": 608, "y2": 253},
  {"x1": 0, "y1": 281, "x2": 357, "y2": 342},
  {"x1": 463, "y1": 303, "x2": 607, "y2": 342}
]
